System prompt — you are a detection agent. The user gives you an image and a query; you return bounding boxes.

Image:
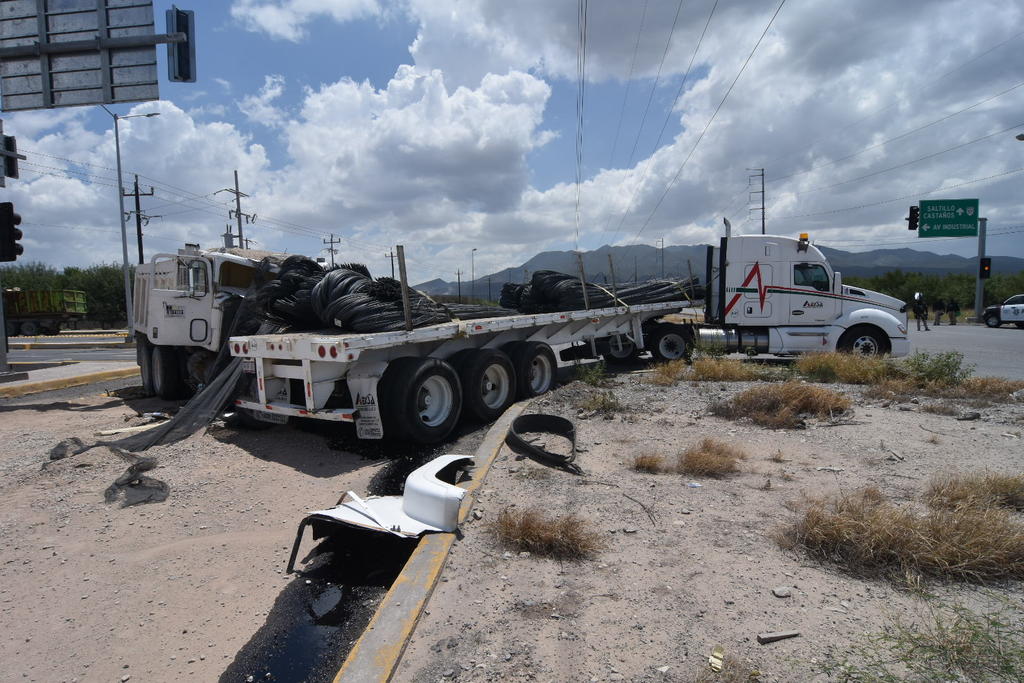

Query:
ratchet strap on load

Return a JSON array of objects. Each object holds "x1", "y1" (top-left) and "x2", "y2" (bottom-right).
[{"x1": 505, "y1": 413, "x2": 583, "y2": 475}]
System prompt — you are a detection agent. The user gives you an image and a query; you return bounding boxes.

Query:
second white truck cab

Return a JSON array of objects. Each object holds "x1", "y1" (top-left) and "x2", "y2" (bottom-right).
[{"x1": 701, "y1": 233, "x2": 909, "y2": 356}]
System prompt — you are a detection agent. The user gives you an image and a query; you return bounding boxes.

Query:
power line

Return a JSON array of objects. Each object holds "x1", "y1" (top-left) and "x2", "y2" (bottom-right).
[
  {"x1": 759, "y1": 28, "x2": 1024, "y2": 171},
  {"x1": 573, "y1": 0, "x2": 590, "y2": 249},
  {"x1": 771, "y1": 166, "x2": 1024, "y2": 220},
  {"x1": 789, "y1": 122, "x2": 1024, "y2": 197},
  {"x1": 605, "y1": 0, "x2": 648, "y2": 171},
  {"x1": 770, "y1": 80, "x2": 1024, "y2": 185},
  {"x1": 601, "y1": 0, "x2": 720, "y2": 245},
  {"x1": 628, "y1": 0, "x2": 787, "y2": 245}
]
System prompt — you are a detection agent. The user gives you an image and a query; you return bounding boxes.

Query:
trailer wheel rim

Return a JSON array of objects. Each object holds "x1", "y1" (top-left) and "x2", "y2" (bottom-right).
[
  {"x1": 528, "y1": 354, "x2": 553, "y2": 393},
  {"x1": 850, "y1": 334, "x2": 879, "y2": 355},
  {"x1": 480, "y1": 363, "x2": 511, "y2": 409},
  {"x1": 657, "y1": 333, "x2": 687, "y2": 360},
  {"x1": 416, "y1": 375, "x2": 455, "y2": 427},
  {"x1": 606, "y1": 340, "x2": 636, "y2": 358}
]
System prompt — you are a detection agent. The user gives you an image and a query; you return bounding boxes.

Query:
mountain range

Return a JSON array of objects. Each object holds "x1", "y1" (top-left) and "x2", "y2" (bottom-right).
[{"x1": 415, "y1": 243, "x2": 1024, "y2": 296}]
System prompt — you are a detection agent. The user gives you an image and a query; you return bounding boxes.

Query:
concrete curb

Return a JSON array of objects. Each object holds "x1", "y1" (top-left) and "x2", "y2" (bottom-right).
[
  {"x1": 334, "y1": 400, "x2": 529, "y2": 683},
  {"x1": 0, "y1": 367, "x2": 140, "y2": 398},
  {"x1": 8, "y1": 341, "x2": 135, "y2": 350}
]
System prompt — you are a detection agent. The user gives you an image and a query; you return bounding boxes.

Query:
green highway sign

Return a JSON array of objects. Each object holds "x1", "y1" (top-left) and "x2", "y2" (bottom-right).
[{"x1": 918, "y1": 199, "x2": 979, "y2": 237}]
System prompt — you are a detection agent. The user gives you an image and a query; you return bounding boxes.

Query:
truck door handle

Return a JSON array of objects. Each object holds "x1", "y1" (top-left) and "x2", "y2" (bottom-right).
[{"x1": 791, "y1": 310, "x2": 804, "y2": 315}]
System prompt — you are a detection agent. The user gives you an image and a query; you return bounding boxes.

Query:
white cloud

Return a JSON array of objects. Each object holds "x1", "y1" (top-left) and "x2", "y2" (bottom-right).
[
  {"x1": 238, "y1": 74, "x2": 288, "y2": 127},
  {"x1": 230, "y1": 0, "x2": 380, "y2": 42}
]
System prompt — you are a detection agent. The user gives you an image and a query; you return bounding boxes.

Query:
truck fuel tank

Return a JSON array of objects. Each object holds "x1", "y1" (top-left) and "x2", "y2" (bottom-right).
[{"x1": 697, "y1": 326, "x2": 769, "y2": 354}]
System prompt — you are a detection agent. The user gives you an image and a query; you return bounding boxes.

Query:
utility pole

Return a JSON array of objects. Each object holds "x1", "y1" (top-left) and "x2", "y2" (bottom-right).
[
  {"x1": 322, "y1": 234, "x2": 340, "y2": 267},
  {"x1": 222, "y1": 225, "x2": 235, "y2": 249},
  {"x1": 470, "y1": 247, "x2": 477, "y2": 302},
  {"x1": 455, "y1": 270, "x2": 463, "y2": 303},
  {"x1": 748, "y1": 168, "x2": 765, "y2": 234},
  {"x1": 974, "y1": 216, "x2": 988, "y2": 322},
  {"x1": 634, "y1": 255, "x2": 638, "y2": 284},
  {"x1": 123, "y1": 175, "x2": 155, "y2": 264},
  {"x1": 657, "y1": 238, "x2": 665, "y2": 278},
  {"x1": 385, "y1": 251, "x2": 396, "y2": 278},
  {"x1": 488, "y1": 277, "x2": 492, "y2": 301},
  {"x1": 216, "y1": 170, "x2": 254, "y2": 247}
]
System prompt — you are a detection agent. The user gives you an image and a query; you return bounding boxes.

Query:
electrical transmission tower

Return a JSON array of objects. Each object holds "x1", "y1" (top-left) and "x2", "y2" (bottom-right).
[
  {"x1": 123, "y1": 175, "x2": 156, "y2": 264},
  {"x1": 216, "y1": 170, "x2": 256, "y2": 248},
  {"x1": 323, "y1": 234, "x2": 341, "y2": 267}
]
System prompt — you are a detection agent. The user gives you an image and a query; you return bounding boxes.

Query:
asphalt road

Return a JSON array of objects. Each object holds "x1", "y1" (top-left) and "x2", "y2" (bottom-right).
[{"x1": 909, "y1": 322, "x2": 1024, "y2": 380}]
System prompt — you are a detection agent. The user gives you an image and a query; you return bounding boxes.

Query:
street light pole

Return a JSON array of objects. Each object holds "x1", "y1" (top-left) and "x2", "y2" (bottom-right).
[
  {"x1": 101, "y1": 106, "x2": 159, "y2": 332},
  {"x1": 471, "y1": 248, "x2": 477, "y2": 302}
]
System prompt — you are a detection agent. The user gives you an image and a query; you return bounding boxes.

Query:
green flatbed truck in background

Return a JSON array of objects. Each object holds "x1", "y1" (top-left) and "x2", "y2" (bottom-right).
[{"x1": 2, "y1": 289, "x2": 88, "y2": 336}]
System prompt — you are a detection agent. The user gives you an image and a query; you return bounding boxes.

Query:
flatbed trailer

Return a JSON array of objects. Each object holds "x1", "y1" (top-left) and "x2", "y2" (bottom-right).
[{"x1": 229, "y1": 300, "x2": 699, "y2": 443}]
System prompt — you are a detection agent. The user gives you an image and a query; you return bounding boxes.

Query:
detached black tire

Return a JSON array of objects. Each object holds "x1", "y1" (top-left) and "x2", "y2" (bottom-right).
[
  {"x1": 601, "y1": 337, "x2": 641, "y2": 364},
  {"x1": 504, "y1": 341, "x2": 557, "y2": 399},
  {"x1": 452, "y1": 349, "x2": 517, "y2": 422},
  {"x1": 137, "y1": 337, "x2": 155, "y2": 396},
  {"x1": 646, "y1": 324, "x2": 690, "y2": 362},
  {"x1": 19, "y1": 320, "x2": 38, "y2": 336},
  {"x1": 380, "y1": 357, "x2": 462, "y2": 444},
  {"x1": 838, "y1": 325, "x2": 889, "y2": 356},
  {"x1": 152, "y1": 346, "x2": 186, "y2": 400},
  {"x1": 984, "y1": 314, "x2": 1001, "y2": 328}
]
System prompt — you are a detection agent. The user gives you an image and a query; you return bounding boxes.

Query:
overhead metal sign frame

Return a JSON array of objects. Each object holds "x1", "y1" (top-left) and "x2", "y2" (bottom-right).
[{"x1": 0, "y1": 0, "x2": 183, "y2": 111}]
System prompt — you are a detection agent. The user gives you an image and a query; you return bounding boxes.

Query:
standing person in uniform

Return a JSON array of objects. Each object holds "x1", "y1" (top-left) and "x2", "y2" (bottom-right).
[
  {"x1": 913, "y1": 293, "x2": 930, "y2": 331},
  {"x1": 948, "y1": 299, "x2": 960, "y2": 325},
  {"x1": 933, "y1": 298, "x2": 945, "y2": 326}
]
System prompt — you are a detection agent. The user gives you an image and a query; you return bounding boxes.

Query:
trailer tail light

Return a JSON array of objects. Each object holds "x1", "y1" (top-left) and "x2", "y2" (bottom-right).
[
  {"x1": 317, "y1": 345, "x2": 326, "y2": 358},
  {"x1": 242, "y1": 343, "x2": 249, "y2": 354},
  {"x1": 233, "y1": 343, "x2": 240, "y2": 353},
  {"x1": 329, "y1": 346, "x2": 338, "y2": 358}
]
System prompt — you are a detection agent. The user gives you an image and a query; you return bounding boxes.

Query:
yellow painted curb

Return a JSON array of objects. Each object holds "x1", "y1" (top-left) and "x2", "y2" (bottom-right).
[
  {"x1": 0, "y1": 367, "x2": 140, "y2": 398},
  {"x1": 334, "y1": 400, "x2": 529, "y2": 683}
]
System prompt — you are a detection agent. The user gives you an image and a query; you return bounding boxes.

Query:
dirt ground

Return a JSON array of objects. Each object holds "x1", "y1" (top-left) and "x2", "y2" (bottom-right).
[
  {"x1": 396, "y1": 372, "x2": 1024, "y2": 683},
  {"x1": 0, "y1": 382, "x2": 485, "y2": 683}
]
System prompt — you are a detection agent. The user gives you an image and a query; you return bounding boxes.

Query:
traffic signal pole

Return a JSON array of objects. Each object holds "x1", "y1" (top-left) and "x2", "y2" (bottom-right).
[{"x1": 973, "y1": 217, "x2": 987, "y2": 323}]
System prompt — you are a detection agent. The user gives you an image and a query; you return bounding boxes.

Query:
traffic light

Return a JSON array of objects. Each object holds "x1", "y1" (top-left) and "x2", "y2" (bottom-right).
[
  {"x1": 166, "y1": 6, "x2": 196, "y2": 82},
  {"x1": 2, "y1": 134, "x2": 18, "y2": 180},
  {"x1": 979, "y1": 257, "x2": 992, "y2": 279},
  {"x1": 0, "y1": 202, "x2": 23, "y2": 262},
  {"x1": 906, "y1": 205, "x2": 919, "y2": 230}
]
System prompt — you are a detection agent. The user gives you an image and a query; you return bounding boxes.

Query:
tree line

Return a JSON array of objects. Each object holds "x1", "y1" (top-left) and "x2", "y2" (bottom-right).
[
  {"x1": 844, "y1": 270, "x2": 1024, "y2": 311},
  {"x1": 1, "y1": 262, "x2": 132, "y2": 325}
]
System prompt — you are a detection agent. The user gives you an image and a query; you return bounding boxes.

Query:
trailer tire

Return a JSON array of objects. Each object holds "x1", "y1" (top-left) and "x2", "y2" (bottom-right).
[
  {"x1": 137, "y1": 337, "x2": 155, "y2": 396},
  {"x1": 19, "y1": 320, "x2": 38, "y2": 336},
  {"x1": 646, "y1": 324, "x2": 690, "y2": 362},
  {"x1": 152, "y1": 346, "x2": 186, "y2": 400},
  {"x1": 838, "y1": 325, "x2": 889, "y2": 356},
  {"x1": 380, "y1": 357, "x2": 462, "y2": 444},
  {"x1": 504, "y1": 341, "x2": 556, "y2": 399},
  {"x1": 601, "y1": 338, "x2": 641, "y2": 364},
  {"x1": 226, "y1": 377, "x2": 277, "y2": 430},
  {"x1": 452, "y1": 349, "x2": 517, "y2": 422}
]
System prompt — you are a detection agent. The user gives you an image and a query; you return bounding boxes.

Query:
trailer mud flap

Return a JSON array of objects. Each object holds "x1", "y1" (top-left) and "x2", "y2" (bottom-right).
[{"x1": 346, "y1": 362, "x2": 387, "y2": 440}]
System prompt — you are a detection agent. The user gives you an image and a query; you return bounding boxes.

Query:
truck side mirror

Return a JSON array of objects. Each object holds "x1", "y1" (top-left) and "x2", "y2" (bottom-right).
[{"x1": 833, "y1": 271, "x2": 842, "y2": 294}]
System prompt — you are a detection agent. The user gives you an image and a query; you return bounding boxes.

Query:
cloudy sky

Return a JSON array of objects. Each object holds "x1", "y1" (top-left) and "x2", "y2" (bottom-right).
[{"x1": 2, "y1": 0, "x2": 1023, "y2": 282}]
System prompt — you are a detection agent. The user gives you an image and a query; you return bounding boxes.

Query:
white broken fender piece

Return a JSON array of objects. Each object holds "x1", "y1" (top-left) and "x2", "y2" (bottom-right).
[{"x1": 306, "y1": 454, "x2": 474, "y2": 538}]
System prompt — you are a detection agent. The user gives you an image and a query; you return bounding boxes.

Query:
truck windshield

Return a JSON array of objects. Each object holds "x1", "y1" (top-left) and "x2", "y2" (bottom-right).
[{"x1": 794, "y1": 263, "x2": 830, "y2": 292}]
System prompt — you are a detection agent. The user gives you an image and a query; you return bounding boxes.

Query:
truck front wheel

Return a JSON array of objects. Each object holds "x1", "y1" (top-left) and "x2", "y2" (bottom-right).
[
  {"x1": 152, "y1": 346, "x2": 186, "y2": 400},
  {"x1": 984, "y1": 314, "x2": 1001, "y2": 328},
  {"x1": 381, "y1": 357, "x2": 462, "y2": 444},
  {"x1": 838, "y1": 325, "x2": 889, "y2": 356}
]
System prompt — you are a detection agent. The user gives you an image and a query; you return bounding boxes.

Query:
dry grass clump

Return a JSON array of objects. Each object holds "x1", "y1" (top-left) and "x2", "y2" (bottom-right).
[
  {"x1": 795, "y1": 351, "x2": 890, "y2": 384},
  {"x1": 650, "y1": 359, "x2": 689, "y2": 386},
  {"x1": 921, "y1": 402, "x2": 959, "y2": 416},
  {"x1": 490, "y1": 507, "x2": 604, "y2": 560},
  {"x1": 711, "y1": 381, "x2": 850, "y2": 428},
  {"x1": 632, "y1": 453, "x2": 668, "y2": 473},
  {"x1": 677, "y1": 438, "x2": 746, "y2": 477},
  {"x1": 578, "y1": 390, "x2": 624, "y2": 415},
  {"x1": 779, "y1": 487, "x2": 1024, "y2": 582},
  {"x1": 948, "y1": 376, "x2": 1024, "y2": 400},
  {"x1": 691, "y1": 357, "x2": 758, "y2": 382},
  {"x1": 925, "y1": 472, "x2": 1024, "y2": 512}
]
